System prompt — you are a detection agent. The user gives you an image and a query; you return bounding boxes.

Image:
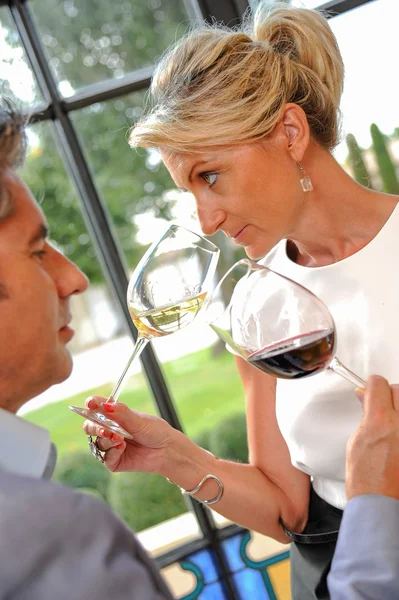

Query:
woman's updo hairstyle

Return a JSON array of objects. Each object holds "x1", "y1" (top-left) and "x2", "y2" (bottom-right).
[{"x1": 130, "y1": 1, "x2": 344, "y2": 152}]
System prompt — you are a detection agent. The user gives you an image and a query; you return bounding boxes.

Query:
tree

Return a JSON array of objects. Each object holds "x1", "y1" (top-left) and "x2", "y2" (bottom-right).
[
  {"x1": 29, "y1": 0, "x2": 190, "y2": 90},
  {"x1": 370, "y1": 123, "x2": 399, "y2": 194},
  {"x1": 9, "y1": 0, "x2": 191, "y2": 282},
  {"x1": 345, "y1": 133, "x2": 373, "y2": 189}
]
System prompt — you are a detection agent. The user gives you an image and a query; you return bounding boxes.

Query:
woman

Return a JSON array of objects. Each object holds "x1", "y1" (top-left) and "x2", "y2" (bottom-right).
[{"x1": 83, "y1": 2, "x2": 399, "y2": 598}]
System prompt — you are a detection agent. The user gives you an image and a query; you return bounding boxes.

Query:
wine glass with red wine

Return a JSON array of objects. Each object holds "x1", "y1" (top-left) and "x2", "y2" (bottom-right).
[{"x1": 204, "y1": 259, "x2": 365, "y2": 387}]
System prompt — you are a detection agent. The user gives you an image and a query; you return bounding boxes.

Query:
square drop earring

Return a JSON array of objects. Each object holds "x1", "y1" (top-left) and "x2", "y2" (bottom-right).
[{"x1": 297, "y1": 161, "x2": 313, "y2": 192}]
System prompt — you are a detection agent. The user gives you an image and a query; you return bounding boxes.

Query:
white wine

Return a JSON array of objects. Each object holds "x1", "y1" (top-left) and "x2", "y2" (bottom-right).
[{"x1": 129, "y1": 292, "x2": 207, "y2": 338}]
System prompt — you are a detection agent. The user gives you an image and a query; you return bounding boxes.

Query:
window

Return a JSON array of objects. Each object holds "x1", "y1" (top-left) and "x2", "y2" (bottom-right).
[{"x1": 2, "y1": 1, "x2": 382, "y2": 598}]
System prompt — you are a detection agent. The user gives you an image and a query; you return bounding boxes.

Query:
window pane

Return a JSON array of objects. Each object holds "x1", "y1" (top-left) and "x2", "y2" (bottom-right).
[
  {"x1": 330, "y1": 0, "x2": 399, "y2": 187},
  {"x1": 29, "y1": 0, "x2": 192, "y2": 96},
  {"x1": 0, "y1": 7, "x2": 43, "y2": 106},
  {"x1": 71, "y1": 91, "x2": 247, "y2": 466},
  {"x1": 18, "y1": 121, "x2": 196, "y2": 554},
  {"x1": 71, "y1": 91, "x2": 249, "y2": 501},
  {"x1": 290, "y1": 0, "x2": 326, "y2": 7},
  {"x1": 70, "y1": 91, "x2": 176, "y2": 271},
  {"x1": 161, "y1": 532, "x2": 291, "y2": 600},
  {"x1": 18, "y1": 120, "x2": 127, "y2": 418},
  {"x1": 248, "y1": 0, "x2": 325, "y2": 8}
]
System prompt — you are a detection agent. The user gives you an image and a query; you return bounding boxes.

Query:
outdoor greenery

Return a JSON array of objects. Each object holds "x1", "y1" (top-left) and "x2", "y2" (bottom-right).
[
  {"x1": 4, "y1": 0, "x2": 191, "y2": 283},
  {"x1": 208, "y1": 413, "x2": 248, "y2": 463},
  {"x1": 25, "y1": 347, "x2": 248, "y2": 531},
  {"x1": 55, "y1": 450, "x2": 111, "y2": 501},
  {"x1": 25, "y1": 348, "x2": 245, "y2": 457},
  {"x1": 370, "y1": 123, "x2": 399, "y2": 194},
  {"x1": 345, "y1": 133, "x2": 372, "y2": 189},
  {"x1": 24, "y1": 347, "x2": 248, "y2": 531},
  {"x1": 108, "y1": 471, "x2": 188, "y2": 532},
  {"x1": 346, "y1": 125, "x2": 399, "y2": 194},
  {"x1": 105, "y1": 411, "x2": 248, "y2": 532}
]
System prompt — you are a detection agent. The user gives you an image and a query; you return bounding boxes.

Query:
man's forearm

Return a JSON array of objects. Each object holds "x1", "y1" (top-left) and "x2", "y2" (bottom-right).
[{"x1": 328, "y1": 495, "x2": 399, "y2": 599}]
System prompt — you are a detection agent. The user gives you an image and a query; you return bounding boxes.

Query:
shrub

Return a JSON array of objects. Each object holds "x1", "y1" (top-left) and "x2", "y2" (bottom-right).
[
  {"x1": 208, "y1": 413, "x2": 248, "y2": 463},
  {"x1": 54, "y1": 451, "x2": 111, "y2": 501},
  {"x1": 108, "y1": 471, "x2": 187, "y2": 532},
  {"x1": 76, "y1": 487, "x2": 107, "y2": 502},
  {"x1": 193, "y1": 428, "x2": 213, "y2": 453}
]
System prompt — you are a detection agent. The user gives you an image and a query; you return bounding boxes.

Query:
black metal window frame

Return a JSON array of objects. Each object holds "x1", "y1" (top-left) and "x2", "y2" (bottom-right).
[{"x1": 1, "y1": 0, "x2": 378, "y2": 595}]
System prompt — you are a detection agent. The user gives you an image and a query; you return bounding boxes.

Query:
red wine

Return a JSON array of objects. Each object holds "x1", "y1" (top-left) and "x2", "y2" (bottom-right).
[{"x1": 248, "y1": 329, "x2": 335, "y2": 379}]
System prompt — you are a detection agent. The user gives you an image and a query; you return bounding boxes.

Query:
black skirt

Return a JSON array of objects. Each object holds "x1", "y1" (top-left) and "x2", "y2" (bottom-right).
[{"x1": 281, "y1": 486, "x2": 344, "y2": 600}]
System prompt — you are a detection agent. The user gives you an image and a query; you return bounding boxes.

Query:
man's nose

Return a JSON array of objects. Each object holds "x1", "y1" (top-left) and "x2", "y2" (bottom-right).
[{"x1": 57, "y1": 254, "x2": 89, "y2": 297}]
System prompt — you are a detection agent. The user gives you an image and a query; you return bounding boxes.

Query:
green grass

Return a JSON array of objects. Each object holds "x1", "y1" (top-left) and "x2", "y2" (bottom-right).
[{"x1": 25, "y1": 347, "x2": 246, "y2": 459}]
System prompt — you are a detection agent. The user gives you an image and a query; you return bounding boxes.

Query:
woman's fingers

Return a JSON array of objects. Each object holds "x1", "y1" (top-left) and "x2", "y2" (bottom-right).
[
  {"x1": 85, "y1": 396, "x2": 103, "y2": 410},
  {"x1": 84, "y1": 397, "x2": 148, "y2": 437},
  {"x1": 103, "y1": 441, "x2": 127, "y2": 470},
  {"x1": 83, "y1": 420, "x2": 124, "y2": 447}
]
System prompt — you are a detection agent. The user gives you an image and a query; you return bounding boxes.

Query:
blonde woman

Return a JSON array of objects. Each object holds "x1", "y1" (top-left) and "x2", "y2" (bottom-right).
[{"x1": 84, "y1": 3, "x2": 399, "y2": 598}]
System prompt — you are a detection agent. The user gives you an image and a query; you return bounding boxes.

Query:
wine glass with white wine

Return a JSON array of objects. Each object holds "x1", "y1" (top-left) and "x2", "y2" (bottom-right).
[{"x1": 69, "y1": 224, "x2": 220, "y2": 437}]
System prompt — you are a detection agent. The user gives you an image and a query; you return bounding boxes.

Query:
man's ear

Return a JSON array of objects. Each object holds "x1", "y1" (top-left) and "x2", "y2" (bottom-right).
[{"x1": 281, "y1": 103, "x2": 310, "y2": 162}]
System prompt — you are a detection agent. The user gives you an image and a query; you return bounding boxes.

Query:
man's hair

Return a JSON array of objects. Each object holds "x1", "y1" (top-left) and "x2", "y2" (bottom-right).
[{"x1": 0, "y1": 99, "x2": 27, "y2": 221}]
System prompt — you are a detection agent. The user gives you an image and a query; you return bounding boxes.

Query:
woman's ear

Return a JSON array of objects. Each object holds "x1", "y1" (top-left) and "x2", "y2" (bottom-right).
[{"x1": 281, "y1": 103, "x2": 310, "y2": 162}]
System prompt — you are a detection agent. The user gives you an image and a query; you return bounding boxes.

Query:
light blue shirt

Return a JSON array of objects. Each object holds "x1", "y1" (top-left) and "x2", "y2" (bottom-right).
[
  {"x1": 0, "y1": 407, "x2": 51, "y2": 477},
  {"x1": 328, "y1": 494, "x2": 399, "y2": 599}
]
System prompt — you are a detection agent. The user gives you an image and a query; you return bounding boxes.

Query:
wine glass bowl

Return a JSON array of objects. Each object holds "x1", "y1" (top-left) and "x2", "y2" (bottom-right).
[
  {"x1": 204, "y1": 259, "x2": 365, "y2": 386},
  {"x1": 69, "y1": 224, "x2": 220, "y2": 437},
  {"x1": 127, "y1": 225, "x2": 215, "y2": 338}
]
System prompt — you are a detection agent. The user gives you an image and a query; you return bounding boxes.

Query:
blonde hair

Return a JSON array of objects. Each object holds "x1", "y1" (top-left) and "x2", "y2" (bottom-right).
[{"x1": 129, "y1": 1, "x2": 344, "y2": 153}]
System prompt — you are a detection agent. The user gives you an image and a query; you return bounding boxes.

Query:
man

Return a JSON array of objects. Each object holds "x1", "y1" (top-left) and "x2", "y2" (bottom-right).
[
  {"x1": 0, "y1": 101, "x2": 173, "y2": 600},
  {"x1": 1, "y1": 99, "x2": 399, "y2": 600},
  {"x1": 328, "y1": 376, "x2": 399, "y2": 598}
]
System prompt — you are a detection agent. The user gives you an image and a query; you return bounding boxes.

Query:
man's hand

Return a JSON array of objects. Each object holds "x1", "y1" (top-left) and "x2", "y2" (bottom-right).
[{"x1": 346, "y1": 375, "x2": 399, "y2": 501}]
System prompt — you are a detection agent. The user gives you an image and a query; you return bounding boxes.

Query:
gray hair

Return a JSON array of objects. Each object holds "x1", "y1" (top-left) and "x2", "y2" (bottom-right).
[{"x1": 0, "y1": 99, "x2": 27, "y2": 221}]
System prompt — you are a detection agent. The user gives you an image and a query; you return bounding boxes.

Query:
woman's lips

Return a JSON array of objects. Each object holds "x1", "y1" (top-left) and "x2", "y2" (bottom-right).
[{"x1": 233, "y1": 226, "x2": 247, "y2": 243}]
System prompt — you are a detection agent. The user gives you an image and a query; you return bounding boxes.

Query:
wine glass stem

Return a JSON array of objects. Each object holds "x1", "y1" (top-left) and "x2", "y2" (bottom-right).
[
  {"x1": 109, "y1": 336, "x2": 150, "y2": 402},
  {"x1": 328, "y1": 356, "x2": 366, "y2": 388}
]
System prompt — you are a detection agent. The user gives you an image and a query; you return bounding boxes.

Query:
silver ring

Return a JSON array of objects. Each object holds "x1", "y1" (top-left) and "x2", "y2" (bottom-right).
[{"x1": 88, "y1": 435, "x2": 106, "y2": 463}]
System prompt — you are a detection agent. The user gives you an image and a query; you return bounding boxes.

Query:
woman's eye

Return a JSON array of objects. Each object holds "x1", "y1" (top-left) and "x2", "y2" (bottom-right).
[{"x1": 201, "y1": 172, "x2": 218, "y2": 187}]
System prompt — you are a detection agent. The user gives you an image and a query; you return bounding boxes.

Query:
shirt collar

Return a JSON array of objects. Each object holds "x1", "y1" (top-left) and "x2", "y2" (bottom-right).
[{"x1": 0, "y1": 407, "x2": 51, "y2": 478}]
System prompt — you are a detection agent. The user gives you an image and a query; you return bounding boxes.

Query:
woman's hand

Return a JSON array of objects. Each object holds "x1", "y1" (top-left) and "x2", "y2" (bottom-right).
[{"x1": 83, "y1": 397, "x2": 174, "y2": 474}]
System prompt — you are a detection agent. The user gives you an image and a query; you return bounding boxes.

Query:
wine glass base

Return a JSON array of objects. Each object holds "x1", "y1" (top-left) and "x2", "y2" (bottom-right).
[{"x1": 69, "y1": 405, "x2": 134, "y2": 439}]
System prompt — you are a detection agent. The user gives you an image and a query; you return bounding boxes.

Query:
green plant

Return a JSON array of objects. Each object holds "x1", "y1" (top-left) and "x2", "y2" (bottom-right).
[
  {"x1": 193, "y1": 428, "x2": 213, "y2": 453},
  {"x1": 75, "y1": 487, "x2": 107, "y2": 502},
  {"x1": 209, "y1": 413, "x2": 248, "y2": 463},
  {"x1": 370, "y1": 123, "x2": 399, "y2": 194},
  {"x1": 346, "y1": 133, "x2": 373, "y2": 189},
  {"x1": 54, "y1": 451, "x2": 111, "y2": 501},
  {"x1": 108, "y1": 472, "x2": 187, "y2": 532}
]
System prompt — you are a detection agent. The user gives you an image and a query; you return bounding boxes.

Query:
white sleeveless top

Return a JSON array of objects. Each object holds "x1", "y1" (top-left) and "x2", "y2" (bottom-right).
[{"x1": 258, "y1": 203, "x2": 399, "y2": 509}]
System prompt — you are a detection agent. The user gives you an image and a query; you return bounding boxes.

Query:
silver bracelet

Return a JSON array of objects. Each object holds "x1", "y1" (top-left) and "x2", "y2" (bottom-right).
[{"x1": 179, "y1": 474, "x2": 224, "y2": 506}]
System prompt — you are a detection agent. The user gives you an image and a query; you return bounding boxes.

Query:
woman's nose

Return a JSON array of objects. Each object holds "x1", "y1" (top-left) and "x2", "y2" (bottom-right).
[{"x1": 196, "y1": 204, "x2": 226, "y2": 236}]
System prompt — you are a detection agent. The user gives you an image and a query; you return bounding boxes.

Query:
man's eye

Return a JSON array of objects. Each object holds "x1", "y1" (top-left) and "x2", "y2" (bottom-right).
[
  {"x1": 201, "y1": 172, "x2": 218, "y2": 186},
  {"x1": 33, "y1": 250, "x2": 48, "y2": 260}
]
